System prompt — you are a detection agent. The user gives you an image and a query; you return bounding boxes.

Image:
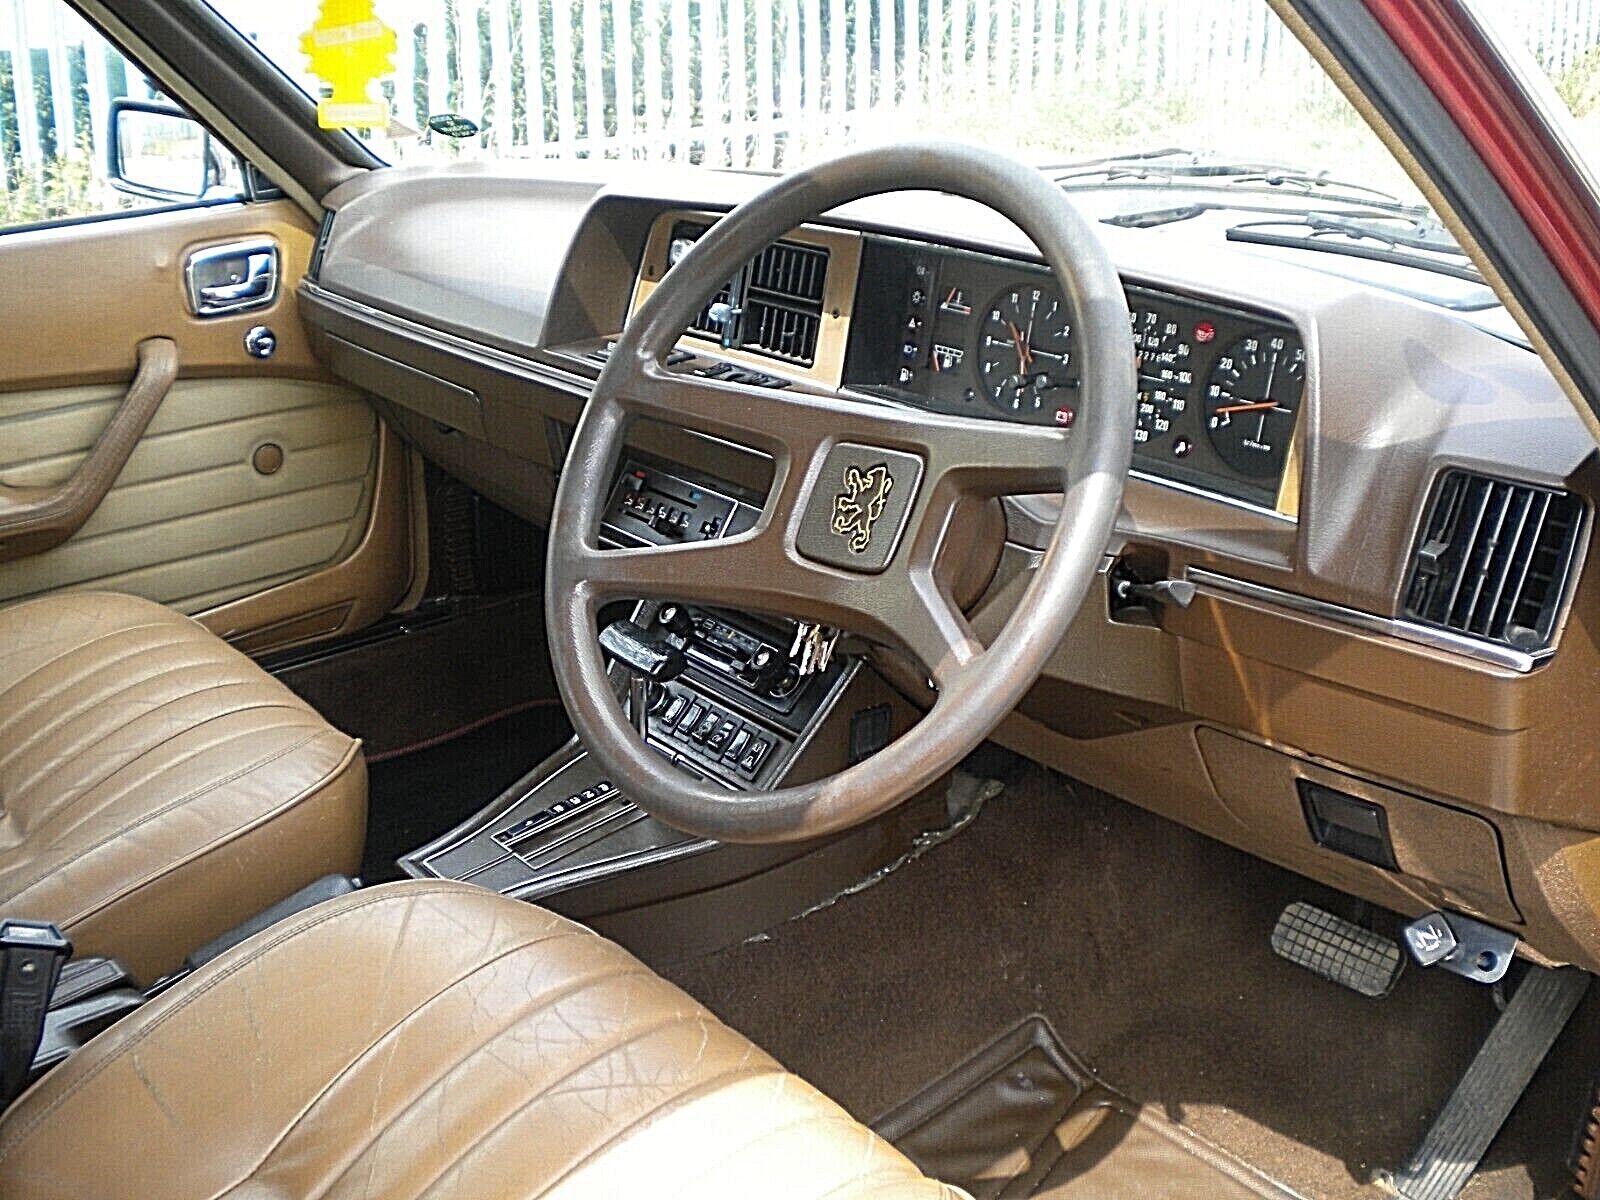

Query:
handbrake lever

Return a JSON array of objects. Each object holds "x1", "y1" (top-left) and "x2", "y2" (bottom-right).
[{"x1": 1113, "y1": 577, "x2": 1196, "y2": 608}]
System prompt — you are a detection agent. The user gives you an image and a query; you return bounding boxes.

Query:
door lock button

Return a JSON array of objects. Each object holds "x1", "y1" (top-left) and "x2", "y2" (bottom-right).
[{"x1": 244, "y1": 326, "x2": 277, "y2": 359}]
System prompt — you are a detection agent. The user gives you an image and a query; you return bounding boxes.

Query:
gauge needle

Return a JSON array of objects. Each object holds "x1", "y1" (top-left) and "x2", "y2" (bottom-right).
[
  {"x1": 1007, "y1": 321, "x2": 1033, "y2": 373},
  {"x1": 1212, "y1": 400, "x2": 1281, "y2": 415}
]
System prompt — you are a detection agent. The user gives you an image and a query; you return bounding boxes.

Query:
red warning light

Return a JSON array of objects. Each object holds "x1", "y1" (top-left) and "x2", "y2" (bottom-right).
[
  {"x1": 1054, "y1": 406, "x2": 1076, "y2": 427},
  {"x1": 1194, "y1": 321, "x2": 1216, "y2": 344}
]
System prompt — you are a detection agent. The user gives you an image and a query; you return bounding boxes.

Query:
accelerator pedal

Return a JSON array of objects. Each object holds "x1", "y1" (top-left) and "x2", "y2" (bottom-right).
[
  {"x1": 1271, "y1": 901, "x2": 1403, "y2": 997},
  {"x1": 1380, "y1": 963, "x2": 1590, "y2": 1200}
]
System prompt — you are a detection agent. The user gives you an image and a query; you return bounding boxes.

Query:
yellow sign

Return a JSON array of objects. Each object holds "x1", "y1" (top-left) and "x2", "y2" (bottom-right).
[{"x1": 300, "y1": 1, "x2": 396, "y2": 130}]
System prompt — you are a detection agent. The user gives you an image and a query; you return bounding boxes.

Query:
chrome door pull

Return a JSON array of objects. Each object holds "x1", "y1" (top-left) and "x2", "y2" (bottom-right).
[{"x1": 187, "y1": 240, "x2": 278, "y2": 317}]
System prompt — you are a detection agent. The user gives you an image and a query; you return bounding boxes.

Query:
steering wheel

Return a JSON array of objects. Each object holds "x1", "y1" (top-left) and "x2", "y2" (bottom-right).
[{"x1": 547, "y1": 143, "x2": 1133, "y2": 844}]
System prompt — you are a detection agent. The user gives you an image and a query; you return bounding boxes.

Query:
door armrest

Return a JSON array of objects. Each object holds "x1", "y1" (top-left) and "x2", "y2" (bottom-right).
[{"x1": 0, "y1": 338, "x2": 178, "y2": 563}]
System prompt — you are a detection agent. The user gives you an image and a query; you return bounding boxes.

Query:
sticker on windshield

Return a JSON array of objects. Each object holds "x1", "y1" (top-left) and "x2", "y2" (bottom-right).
[{"x1": 300, "y1": 1, "x2": 397, "y2": 130}]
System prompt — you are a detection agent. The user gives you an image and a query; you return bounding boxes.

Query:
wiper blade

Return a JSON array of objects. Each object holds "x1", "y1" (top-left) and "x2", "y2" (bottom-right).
[
  {"x1": 1101, "y1": 199, "x2": 1425, "y2": 230},
  {"x1": 1224, "y1": 215, "x2": 1497, "y2": 307},
  {"x1": 1054, "y1": 153, "x2": 1423, "y2": 216},
  {"x1": 1259, "y1": 211, "x2": 1463, "y2": 255}
]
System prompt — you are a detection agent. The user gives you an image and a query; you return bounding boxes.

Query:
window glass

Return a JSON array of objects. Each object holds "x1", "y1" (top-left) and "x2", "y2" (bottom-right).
[
  {"x1": 0, "y1": 0, "x2": 244, "y2": 232},
  {"x1": 213, "y1": 1, "x2": 1423, "y2": 197},
  {"x1": 222, "y1": 1, "x2": 1570, "y2": 325},
  {"x1": 1461, "y1": 2, "x2": 1600, "y2": 191}
]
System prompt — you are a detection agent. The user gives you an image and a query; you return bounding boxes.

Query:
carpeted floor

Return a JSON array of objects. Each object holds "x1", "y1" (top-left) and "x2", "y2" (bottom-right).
[
  {"x1": 361, "y1": 704, "x2": 573, "y2": 882},
  {"x1": 663, "y1": 763, "x2": 1600, "y2": 1200}
]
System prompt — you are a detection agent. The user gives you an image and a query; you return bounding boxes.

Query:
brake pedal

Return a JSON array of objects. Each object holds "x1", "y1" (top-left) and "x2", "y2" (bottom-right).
[
  {"x1": 1271, "y1": 901, "x2": 1404, "y2": 997},
  {"x1": 1381, "y1": 963, "x2": 1590, "y2": 1200}
]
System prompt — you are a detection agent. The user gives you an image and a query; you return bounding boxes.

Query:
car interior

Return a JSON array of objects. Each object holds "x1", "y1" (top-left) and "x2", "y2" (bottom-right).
[{"x1": 2, "y1": 1, "x2": 1600, "y2": 1198}]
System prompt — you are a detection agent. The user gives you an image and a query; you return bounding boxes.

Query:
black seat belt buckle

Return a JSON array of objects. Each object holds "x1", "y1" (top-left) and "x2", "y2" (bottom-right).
[{"x1": 0, "y1": 920, "x2": 71, "y2": 1107}]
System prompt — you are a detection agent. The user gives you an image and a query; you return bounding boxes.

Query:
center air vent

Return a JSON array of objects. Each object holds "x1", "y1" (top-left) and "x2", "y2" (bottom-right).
[
  {"x1": 1402, "y1": 469, "x2": 1586, "y2": 655},
  {"x1": 675, "y1": 221, "x2": 829, "y2": 367}
]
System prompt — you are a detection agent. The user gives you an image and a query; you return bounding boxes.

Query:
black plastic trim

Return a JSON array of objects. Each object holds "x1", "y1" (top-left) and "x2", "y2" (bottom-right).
[{"x1": 75, "y1": 0, "x2": 377, "y2": 200}]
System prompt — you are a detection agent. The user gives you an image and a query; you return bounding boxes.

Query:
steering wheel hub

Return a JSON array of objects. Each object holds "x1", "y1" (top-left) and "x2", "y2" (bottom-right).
[{"x1": 796, "y1": 443, "x2": 924, "y2": 573}]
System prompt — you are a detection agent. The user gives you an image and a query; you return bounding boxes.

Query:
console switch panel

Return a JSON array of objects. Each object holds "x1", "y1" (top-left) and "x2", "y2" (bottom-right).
[{"x1": 604, "y1": 461, "x2": 738, "y2": 547}]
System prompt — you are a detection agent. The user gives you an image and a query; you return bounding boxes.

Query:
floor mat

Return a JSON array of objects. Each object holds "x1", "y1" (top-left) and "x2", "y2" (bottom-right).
[
  {"x1": 879, "y1": 1015, "x2": 1295, "y2": 1199},
  {"x1": 663, "y1": 764, "x2": 1600, "y2": 1200},
  {"x1": 361, "y1": 703, "x2": 572, "y2": 882},
  {"x1": 275, "y1": 592, "x2": 560, "y2": 758}
]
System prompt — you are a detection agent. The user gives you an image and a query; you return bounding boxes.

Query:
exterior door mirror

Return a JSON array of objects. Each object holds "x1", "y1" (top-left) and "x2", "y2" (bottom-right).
[{"x1": 107, "y1": 99, "x2": 241, "y2": 203}]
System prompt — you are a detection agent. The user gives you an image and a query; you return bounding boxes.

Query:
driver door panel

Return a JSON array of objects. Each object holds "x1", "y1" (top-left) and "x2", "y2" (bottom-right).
[{"x1": 0, "y1": 199, "x2": 416, "y2": 652}]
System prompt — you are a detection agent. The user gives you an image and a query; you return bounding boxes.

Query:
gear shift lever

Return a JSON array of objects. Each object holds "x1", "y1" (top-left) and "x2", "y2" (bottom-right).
[{"x1": 598, "y1": 616, "x2": 688, "y2": 738}]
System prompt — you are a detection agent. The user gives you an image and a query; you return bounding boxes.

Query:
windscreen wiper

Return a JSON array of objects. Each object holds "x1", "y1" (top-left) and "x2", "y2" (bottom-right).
[
  {"x1": 1225, "y1": 213, "x2": 1487, "y2": 287},
  {"x1": 1052, "y1": 151, "x2": 1421, "y2": 216},
  {"x1": 1227, "y1": 214, "x2": 1502, "y2": 311},
  {"x1": 1101, "y1": 198, "x2": 1430, "y2": 230}
]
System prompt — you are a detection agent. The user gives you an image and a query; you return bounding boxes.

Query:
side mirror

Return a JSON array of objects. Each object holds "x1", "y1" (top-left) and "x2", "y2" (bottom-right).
[{"x1": 107, "y1": 99, "x2": 239, "y2": 203}]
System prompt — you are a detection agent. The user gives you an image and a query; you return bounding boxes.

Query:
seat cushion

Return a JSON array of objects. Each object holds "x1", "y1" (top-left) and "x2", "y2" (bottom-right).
[
  {"x1": 0, "y1": 591, "x2": 365, "y2": 980},
  {"x1": 0, "y1": 880, "x2": 962, "y2": 1199}
]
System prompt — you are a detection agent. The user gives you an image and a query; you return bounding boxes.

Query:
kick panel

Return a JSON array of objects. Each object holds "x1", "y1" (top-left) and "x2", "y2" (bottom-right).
[{"x1": 0, "y1": 379, "x2": 378, "y2": 613}]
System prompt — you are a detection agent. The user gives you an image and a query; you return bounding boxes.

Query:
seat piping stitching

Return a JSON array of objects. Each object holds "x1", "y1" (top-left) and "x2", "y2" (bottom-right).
[
  {"x1": 0, "y1": 884, "x2": 500, "y2": 1161},
  {"x1": 0, "y1": 729, "x2": 327, "y2": 907}
]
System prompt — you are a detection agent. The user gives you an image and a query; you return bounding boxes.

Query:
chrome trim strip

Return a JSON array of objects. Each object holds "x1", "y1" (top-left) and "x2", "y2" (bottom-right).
[
  {"x1": 1129, "y1": 468, "x2": 1298, "y2": 524},
  {"x1": 300, "y1": 280, "x2": 594, "y2": 394},
  {"x1": 1186, "y1": 567, "x2": 1542, "y2": 673}
]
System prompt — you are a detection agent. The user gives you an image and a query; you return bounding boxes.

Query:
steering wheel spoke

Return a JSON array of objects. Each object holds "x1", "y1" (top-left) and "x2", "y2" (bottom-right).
[
  {"x1": 896, "y1": 568, "x2": 984, "y2": 689},
  {"x1": 927, "y1": 419, "x2": 1075, "y2": 498}
]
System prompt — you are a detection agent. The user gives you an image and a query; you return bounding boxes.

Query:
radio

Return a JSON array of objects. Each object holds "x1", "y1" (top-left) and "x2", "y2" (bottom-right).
[
  {"x1": 649, "y1": 604, "x2": 803, "y2": 709},
  {"x1": 631, "y1": 602, "x2": 852, "y2": 788}
]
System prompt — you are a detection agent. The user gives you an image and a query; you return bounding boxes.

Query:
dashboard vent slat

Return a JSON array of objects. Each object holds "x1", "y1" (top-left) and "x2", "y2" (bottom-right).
[
  {"x1": 672, "y1": 221, "x2": 829, "y2": 367},
  {"x1": 1402, "y1": 469, "x2": 1585, "y2": 657}
]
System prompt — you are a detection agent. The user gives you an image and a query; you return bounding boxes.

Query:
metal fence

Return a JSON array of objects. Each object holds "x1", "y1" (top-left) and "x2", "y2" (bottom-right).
[{"x1": 6, "y1": 0, "x2": 1600, "y2": 186}]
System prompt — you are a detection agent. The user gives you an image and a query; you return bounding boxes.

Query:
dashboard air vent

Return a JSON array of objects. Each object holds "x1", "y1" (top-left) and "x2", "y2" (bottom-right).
[
  {"x1": 1401, "y1": 469, "x2": 1585, "y2": 655},
  {"x1": 675, "y1": 221, "x2": 829, "y2": 367}
]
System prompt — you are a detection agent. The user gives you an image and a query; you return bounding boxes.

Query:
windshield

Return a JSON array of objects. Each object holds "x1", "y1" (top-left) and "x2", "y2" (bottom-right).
[{"x1": 212, "y1": 1, "x2": 1421, "y2": 197}]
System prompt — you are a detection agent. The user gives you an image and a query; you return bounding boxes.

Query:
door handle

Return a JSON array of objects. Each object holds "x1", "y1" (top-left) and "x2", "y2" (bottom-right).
[
  {"x1": 186, "y1": 239, "x2": 278, "y2": 317},
  {"x1": 0, "y1": 338, "x2": 178, "y2": 563}
]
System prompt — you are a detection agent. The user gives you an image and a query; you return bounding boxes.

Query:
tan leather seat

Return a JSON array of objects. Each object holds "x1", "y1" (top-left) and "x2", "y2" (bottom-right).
[
  {"x1": 0, "y1": 591, "x2": 365, "y2": 981},
  {"x1": 0, "y1": 880, "x2": 959, "y2": 1199}
]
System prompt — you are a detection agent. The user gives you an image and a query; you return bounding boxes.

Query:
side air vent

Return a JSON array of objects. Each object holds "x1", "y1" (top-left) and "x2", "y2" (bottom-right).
[
  {"x1": 674, "y1": 221, "x2": 829, "y2": 367},
  {"x1": 1401, "y1": 469, "x2": 1586, "y2": 655}
]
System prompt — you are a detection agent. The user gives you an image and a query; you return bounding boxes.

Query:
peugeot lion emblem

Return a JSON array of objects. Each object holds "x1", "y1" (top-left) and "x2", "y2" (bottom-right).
[{"x1": 830, "y1": 463, "x2": 894, "y2": 554}]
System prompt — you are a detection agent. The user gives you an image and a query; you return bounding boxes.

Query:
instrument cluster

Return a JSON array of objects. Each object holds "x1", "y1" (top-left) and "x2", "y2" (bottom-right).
[{"x1": 841, "y1": 235, "x2": 1305, "y2": 514}]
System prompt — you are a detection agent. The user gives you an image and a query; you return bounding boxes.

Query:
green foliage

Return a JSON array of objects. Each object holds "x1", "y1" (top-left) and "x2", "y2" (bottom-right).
[
  {"x1": 1557, "y1": 44, "x2": 1600, "y2": 117},
  {"x1": 0, "y1": 137, "x2": 108, "y2": 228}
]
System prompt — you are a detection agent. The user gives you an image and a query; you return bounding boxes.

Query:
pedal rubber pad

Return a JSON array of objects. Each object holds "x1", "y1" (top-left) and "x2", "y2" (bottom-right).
[{"x1": 1271, "y1": 901, "x2": 1403, "y2": 997}]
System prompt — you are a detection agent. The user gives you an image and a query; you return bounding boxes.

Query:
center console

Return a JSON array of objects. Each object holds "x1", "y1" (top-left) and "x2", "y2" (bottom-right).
[{"x1": 401, "y1": 458, "x2": 896, "y2": 911}]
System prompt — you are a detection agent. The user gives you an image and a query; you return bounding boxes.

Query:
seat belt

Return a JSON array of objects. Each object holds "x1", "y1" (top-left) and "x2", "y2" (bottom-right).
[{"x1": 0, "y1": 920, "x2": 70, "y2": 1109}]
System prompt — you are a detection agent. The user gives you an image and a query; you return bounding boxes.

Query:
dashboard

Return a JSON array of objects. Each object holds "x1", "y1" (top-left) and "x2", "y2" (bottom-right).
[
  {"x1": 297, "y1": 162, "x2": 1600, "y2": 974},
  {"x1": 639, "y1": 213, "x2": 1304, "y2": 517}
]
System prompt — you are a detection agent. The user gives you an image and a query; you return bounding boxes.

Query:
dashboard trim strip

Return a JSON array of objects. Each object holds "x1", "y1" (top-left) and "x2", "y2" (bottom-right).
[
  {"x1": 1187, "y1": 566, "x2": 1542, "y2": 673},
  {"x1": 300, "y1": 280, "x2": 595, "y2": 394},
  {"x1": 300, "y1": 280, "x2": 780, "y2": 473},
  {"x1": 1128, "y1": 469, "x2": 1299, "y2": 524}
]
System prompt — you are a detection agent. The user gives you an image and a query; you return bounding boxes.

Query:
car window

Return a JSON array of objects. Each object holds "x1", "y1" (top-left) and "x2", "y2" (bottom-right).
[
  {"x1": 0, "y1": 0, "x2": 245, "y2": 233},
  {"x1": 213, "y1": 1, "x2": 1423, "y2": 194},
  {"x1": 1462, "y1": 1, "x2": 1600, "y2": 198}
]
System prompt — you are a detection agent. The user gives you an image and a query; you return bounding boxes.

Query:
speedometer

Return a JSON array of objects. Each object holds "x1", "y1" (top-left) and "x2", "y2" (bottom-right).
[
  {"x1": 1130, "y1": 307, "x2": 1192, "y2": 446},
  {"x1": 1203, "y1": 331, "x2": 1305, "y2": 478}
]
